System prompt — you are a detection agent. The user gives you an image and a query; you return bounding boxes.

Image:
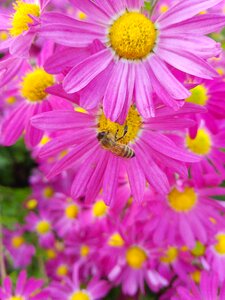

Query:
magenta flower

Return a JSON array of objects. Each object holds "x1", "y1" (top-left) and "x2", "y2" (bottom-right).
[
  {"x1": 49, "y1": 265, "x2": 110, "y2": 300},
  {"x1": 31, "y1": 104, "x2": 199, "y2": 204},
  {"x1": 149, "y1": 180, "x2": 225, "y2": 248},
  {"x1": 172, "y1": 272, "x2": 225, "y2": 300},
  {"x1": 3, "y1": 225, "x2": 35, "y2": 268},
  {"x1": 0, "y1": 0, "x2": 50, "y2": 57},
  {"x1": 0, "y1": 42, "x2": 62, "y2": 148},
  {"x1": 41, "y1": 0, "x2": 224, "y2": 121},
  {"x1": 0, "y1": 270, "x2": 49, "y2": 299}
]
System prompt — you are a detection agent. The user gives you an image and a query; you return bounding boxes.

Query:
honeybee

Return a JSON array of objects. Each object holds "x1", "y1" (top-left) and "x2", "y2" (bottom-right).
[{"x1": 97, "y1": 125, "x2": 135, "y2": 159}]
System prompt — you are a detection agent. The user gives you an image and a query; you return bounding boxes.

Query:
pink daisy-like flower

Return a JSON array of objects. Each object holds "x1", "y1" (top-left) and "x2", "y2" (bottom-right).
[
  {"x1": 1, "y1": 42, "x2": 61, "y2": 148},
  {"x1": 206, "y1": 229, "x2": 225, "y2": 282},
  {"x1": 26, "y1": 210, "x2": 54, "y2": 248},
  {"x1": 0, "y1": 270, "x2": 49, "y2": 299},
  {"x1": 49, "y1": 265, "x2": 110, "y2": 300},
  {"x1": 185, "y1": 122, "x2": 225, "y2": 183},
  {"x1": 0, "y1": 0, "x2": 50, "y2": 57},
  {"x1": 3, "y1": 225, "x2": 35, "y2": 268},
  {"x1": 172, "y1": 272, "x2": 225, "y2": 300},
  {"x1": 149, "y1": 180, "x2": 225, "y2": 248},
  {"x1": 49, "y1": 194, "x2": 81, "y2": 237},
  {"x1": 31, "y1": 104, "x2": 199, "y2": 204},
  {"x1": 41, "y1": 0, "x2": 225, "y2": 121}
]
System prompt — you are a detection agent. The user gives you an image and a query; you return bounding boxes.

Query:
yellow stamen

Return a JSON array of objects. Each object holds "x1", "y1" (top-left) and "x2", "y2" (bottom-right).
[
  {"x1": 77, "y1": 11, "x2": 87, "y2": 20},
  {"x1": 108, "y1": 233, "x2": 125, "y2": 247},
  {"x1": 160, "y1": 247, "x2": 178, "y2": 264},
  {"x1": 0, "y1": 31, "x2": 8, "y2": 41},
  {"x1": 159, "y1": 4, "x2": 169, "y2": 13},
  {"x1": 10, "y1": 1, "x2": 40, "y2": 37},
  {"x1": 186, "y1": 85, "x2": 208, "y2": 106},
  {"x1": 92, "y1": 200, "x2": 108, "y2": 218},
  {"x1": 126, "y1": 246, "x2": 147, "y2": 269},
  {"x1": 186, "y1": 129, "x2": 212, "y2": 155},
  {"x1": 39, "y1": 135, "x2": 51, "y2": 146},
  {"x1": 98, "y1": 106, "x2": 142, "y2": 145},
  {"x1": 70, "y1": 291, "x2": 90, "y2": 300},
  {"x1": 11, "y1": 236, "x2": 25, "y2": 248},
  {"x1": 26, "y1": 198, "x2": 38, "y2": 210},
  {"x1": 75, "y1": 106, "x2": 88, "y2": 114},
  {"x1": 46, "y1": 249, "x2": 56, "y2": 260},
  {"x1": 10, "y1": 296, "x2": 24, "y2": 300},
  {"x1": 56, "y1": 264, "x2": 68, "y2": 277},
  {"x1": 5, "y1": 96, "x2": 17, "y2": 105},
  {"x1": 191, "y1": 270, "x2": 201, "y2": 284},
  {"x1": 216, "y1": 67, "x2": 224, "y2": 76},
  {"x1": 80, "y1": 245, "x2": 90, "y2": 257},
  {"x1": 191, "y1": 241, "x2": 205, "y2": 257},
  {"x1": 109, "y1": 12, "x2": 156, "y2": 60},
  {"x1": 21, "y1": 68, "x2": 54, "y2": 102},
  {"x1": 65, "y1": 204, "x2": 79, "y2": 219},
  {"x1": 36, "y1": 220, "x2": 51, "y2": 235},
  {"x1": 43, "y1": 186, "x2": 54, "y2": 198},
  {"x1": 168, "y1": 187, "x2": 197, "y2": 212},
  {"x1": 214, "y1": 233, "x2": 225, "y2": 255}
]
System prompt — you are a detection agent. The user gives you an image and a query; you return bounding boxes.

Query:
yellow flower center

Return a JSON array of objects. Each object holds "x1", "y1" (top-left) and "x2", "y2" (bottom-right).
[
  {"x1": 160, "y1": 247, "x2": 178, "y2": 264},
  {"x1": 65, "y1": 204, "x2": 79, "y2": 219},
  {"x1": 191, "y1": 270, "x2": 201, "y2": 284},
  {"x1": 98, "y1": 106, "x2": 142, "y2": 145},
  {"x1": 43, "y1": 186, "x2": 54, "y2": 198},
  {"x1": 10, "y1": 1, "x2": 40, "y2": 37},
  {"x1": 10, "y1": 297, "x2": 24, "y2": 300},
  {"x1": 92, "y1": 200, "x2": 108, "y2": 218},
  {"x1": 46, "y1": 249, "x2": 56, "y2": 260},
  {"x1": 108, "y1": 233, "x2": 125, "y2": 247},
  {"x1": 36, "y1": 220, "x2": 51, "y2": 235},
  {"x1": 186, "y1": 129, "x2": 212, "y2": 155},
  {"x1": 80, "y1": 245, "x2": 90, "y2": 257},
  {"x1": 56, "y1": 264, "x2": 68, "y2": 277},
  {"x1": 109, "y1": 12, "x2": 156, "y2": 60},
  {"x1": 186, "y1": 85, "x2": 208, "y2": 106},
  {"x1": 11, "y1": 236, "x2": 25, "y2": 248},
  {"x1": 70, "y1": 291, "x2": 90, "y2": 300},
  {"x1": 214, "y1": 233, "x2": 225, "y2": 255},
  {"x1": 191, "y1": 241, "x2": 205, "y2": 257},
  {"x1": 26, "y1": 198, "x2": 38, "y2": 210},
  {"x1": 21, "y1": 68, "x2": 54, "y2": 102},
  {"x1": 168, "y1": 188, "x2": 197, "y2": 212},
  {"x1": 126, "y1": 246, "x2": 147, "y2": 269}
]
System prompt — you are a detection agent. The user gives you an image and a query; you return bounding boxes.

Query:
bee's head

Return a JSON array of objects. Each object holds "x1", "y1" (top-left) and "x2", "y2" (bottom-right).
[{"x1": 97, "y1": 131, "x2": 107, "y2": 141}]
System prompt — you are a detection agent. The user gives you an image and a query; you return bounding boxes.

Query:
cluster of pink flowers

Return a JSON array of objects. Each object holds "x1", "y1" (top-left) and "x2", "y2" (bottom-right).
[{"x1": 1, "y1": 0, "x2": 225, "y2": 299}]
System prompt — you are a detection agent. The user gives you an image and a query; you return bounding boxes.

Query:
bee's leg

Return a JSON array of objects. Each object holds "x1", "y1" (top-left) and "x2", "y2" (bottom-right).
[
  {"x1": 116, "y1": 125, "x2": 128, "y2": 141},
  {"x1": 115, "y1": 129, "x2": 119, "y2": 140}
]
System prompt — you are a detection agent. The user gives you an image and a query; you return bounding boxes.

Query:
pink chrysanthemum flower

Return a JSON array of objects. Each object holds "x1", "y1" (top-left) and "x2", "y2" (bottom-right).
[
  {"x1": 49, "y1": 265, "x2": 110, "y2": 300},
  {"x1": 207, "y1": 229, "x2": 225, "y2": 282},
  {"x1": 26, "y1": 210, "x2": 54, "y2": 248},
  {"x1": 185, "y1": 122, "x2": 225, "y2": 183},
  {"x1": 41, "y1": 0, "x2": 225, "y2": 121},
  {"x1": 1, "y1": 43, "x2": 60, "y2": 148},
  {"x1": 105, "y1": 225, "x2": 168, "y2": 295},
  {"x1": 49, "y1": 194, "x2": 81, "y2": 237},
  {"x1": 0, "y1": 0, "x2": 50, "y2": 57},
  {"x1": 3, "y1": 225, "x2": 35, "y2": 268},
  {"x1": 150, "y1": 180, "x2": 225, "y2": 248},
  {"x1": 0, "y1": 270, "x2": 49, "y2": 299},
  {"x1": 32, "y1": 104, "x2": 199, "y2": 204},
  {"x1": 172, "y1": 272, "x2": 225, "y2": 300}
]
